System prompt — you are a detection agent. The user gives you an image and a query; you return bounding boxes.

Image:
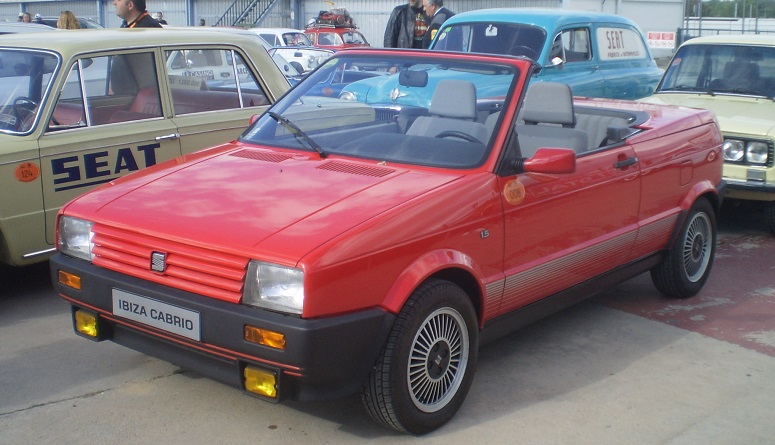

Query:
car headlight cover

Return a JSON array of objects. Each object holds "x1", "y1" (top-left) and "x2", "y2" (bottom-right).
[
  {"x1": 746, "y1": 141, "x2": 769, "y2": 164},
  {"x1": 58, "y1": 216, "x2": 94, "y2": 261},
  {"x1": 243, "y1": 261, "x2": 304, "y2": 314},
  {"x1": 723, "y1": 139, "x2": 745, "y2": 161}
]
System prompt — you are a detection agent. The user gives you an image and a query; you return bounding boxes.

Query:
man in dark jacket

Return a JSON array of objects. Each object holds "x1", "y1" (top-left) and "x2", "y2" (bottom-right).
[
  {"x1": 383, "y1": 0, "x2": 429, "y2": 49},
  {"x1": 422, "y1": 0, "x2": 455, "y2": 49},
  {"x1": 114, "y1": 0, "x2": 163, "y2": 28}
]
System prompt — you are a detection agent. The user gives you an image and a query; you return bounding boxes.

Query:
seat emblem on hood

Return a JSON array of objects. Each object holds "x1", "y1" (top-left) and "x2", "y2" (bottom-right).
[{"x1": 151, "y1": 252, "x2": 167, "y2": 273}]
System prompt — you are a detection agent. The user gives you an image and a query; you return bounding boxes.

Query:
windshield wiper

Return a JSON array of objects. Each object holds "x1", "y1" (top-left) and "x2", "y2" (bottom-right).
[
  {"x1": 662, "y1": 85, "x2": 708, "y2": 93},
  {"x1": 266, "y1": 111, "x2": 327, "y2": 158}
]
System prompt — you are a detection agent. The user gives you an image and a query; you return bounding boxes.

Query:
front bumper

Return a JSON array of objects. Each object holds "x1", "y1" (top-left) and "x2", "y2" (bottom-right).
[
  {"x1": 50, "y1": 253, "x2": 395, "y2": 401},
  {"x1": 723, "y1": 178, "x2": 775, "y2": 202}
]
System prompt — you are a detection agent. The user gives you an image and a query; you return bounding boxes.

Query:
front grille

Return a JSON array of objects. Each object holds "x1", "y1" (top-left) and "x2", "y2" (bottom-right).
[{"x1": 92, "y1": 224, "x2": 249, "y2": 303}]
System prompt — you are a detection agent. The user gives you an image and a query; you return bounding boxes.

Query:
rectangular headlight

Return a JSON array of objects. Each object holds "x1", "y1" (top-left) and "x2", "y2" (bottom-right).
[
  {"x1": 243, "y1": 261, "x2": 304, "y2": 315},
  {"x1": 57, "y1": 216, "x2": 94, "y2": 262}
]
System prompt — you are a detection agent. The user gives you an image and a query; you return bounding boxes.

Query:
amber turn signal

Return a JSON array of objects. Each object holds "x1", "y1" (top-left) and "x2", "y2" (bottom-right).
[
  {"x1": 58, "y1": 270, "x2": 82, "y2": 290},
  {"x1": 244, "y1": 325, "x2": 286, "y2": 350}
]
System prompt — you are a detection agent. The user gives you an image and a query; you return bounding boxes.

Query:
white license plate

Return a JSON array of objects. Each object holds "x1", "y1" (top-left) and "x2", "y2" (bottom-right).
[{"x1": 112, "y1": 288, "x2": 201, "y2": 341}]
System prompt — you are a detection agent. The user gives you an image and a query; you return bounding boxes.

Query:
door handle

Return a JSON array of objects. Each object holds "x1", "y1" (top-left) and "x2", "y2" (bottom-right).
[
  {"x1": 614, "y1": 156, "x2": 638, "y2": 169},
  {"x1": 155, "y1": 133, "x2": 180, "y2": 141}
]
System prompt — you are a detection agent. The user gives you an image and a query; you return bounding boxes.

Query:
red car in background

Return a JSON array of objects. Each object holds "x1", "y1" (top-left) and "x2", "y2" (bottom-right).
[{"x1": 305, "y1": 8, "x2": 369, "y2": 51}]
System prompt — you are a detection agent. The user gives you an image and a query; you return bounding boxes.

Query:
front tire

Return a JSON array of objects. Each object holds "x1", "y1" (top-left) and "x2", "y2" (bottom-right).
[
  {"x1": 651, "y1": 198, "x2": 716, "y2": 299},
  {"x1": 361, "y1": 279, "x2": 478, "y2": 435},
  {"x1": 764, "y1": 201, "x2": 775, "y2": 235}
]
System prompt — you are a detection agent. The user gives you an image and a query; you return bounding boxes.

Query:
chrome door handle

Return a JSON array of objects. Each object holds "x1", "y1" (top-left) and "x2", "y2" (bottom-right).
[{"x1": 155, "y1": 133, "x2": 180, "y2": 141}]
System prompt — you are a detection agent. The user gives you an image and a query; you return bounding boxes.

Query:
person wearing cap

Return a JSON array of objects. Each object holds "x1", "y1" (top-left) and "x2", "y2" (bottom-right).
[
  {"x1": 113, "y1": 0, "x2": 163, "y2": 28},
  {"x1": 33, "y1": 13, "x2": 44, "y2": 24}
]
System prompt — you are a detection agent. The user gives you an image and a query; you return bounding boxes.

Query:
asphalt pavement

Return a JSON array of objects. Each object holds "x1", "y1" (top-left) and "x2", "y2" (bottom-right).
[{"x1": 1, "y1": 201, "x2": 774, "y2": 444}]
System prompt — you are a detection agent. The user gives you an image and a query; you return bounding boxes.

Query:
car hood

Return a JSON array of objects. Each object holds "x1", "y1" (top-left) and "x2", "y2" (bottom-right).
[
  {"x1": 68, "y1": 145, "x2": 461, "y2": 264},
  {"x1": 643, "y1": 93, "x2": 775, "y2": 136}
]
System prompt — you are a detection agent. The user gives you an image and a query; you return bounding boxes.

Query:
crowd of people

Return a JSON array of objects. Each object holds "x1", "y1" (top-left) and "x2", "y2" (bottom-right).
[
  {"x1": 384, "y1": 0, "x2": 455, "y2": 49},
  {"x1": 14, "y1": 0, "x2": 173, "y2": 29},
  {"x1": 13, "y1": 0, "x2": 451, "y2": 45}
]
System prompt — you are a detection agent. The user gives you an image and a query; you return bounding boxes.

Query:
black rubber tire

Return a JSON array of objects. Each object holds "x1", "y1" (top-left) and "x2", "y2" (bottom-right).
[
  {"x1": 764, "y1": 201, "x2": 775, "y2": 236},
  {"x1": 651, "y1": 198, "x2": 716, "y2": 299},
  {"x1": 361, "y1": 279, "x2": 478, "y2": 435}
]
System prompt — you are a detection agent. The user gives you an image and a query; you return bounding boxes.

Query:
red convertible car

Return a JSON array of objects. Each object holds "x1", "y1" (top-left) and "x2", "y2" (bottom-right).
[{"x1": 52, "y1": 49, "x2": 724, "y2": 434}]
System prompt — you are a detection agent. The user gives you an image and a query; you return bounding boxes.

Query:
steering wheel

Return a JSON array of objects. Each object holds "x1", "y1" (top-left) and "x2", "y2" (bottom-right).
[
  {"x1": 509, "y1": 45, "x2": 539, "y2": 60},
  {"x1": 13, "y1": 97, "x2": 38, "y2": 125},
  {"x1": 435, "y1": 130, "x2": 483, "y2": 144}
]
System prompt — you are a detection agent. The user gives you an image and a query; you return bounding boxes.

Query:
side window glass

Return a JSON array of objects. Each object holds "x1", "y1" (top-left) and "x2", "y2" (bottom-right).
[
  {"x1": 48, "y1": 62, "x2": 87, "y2": 131},
  {"x1": 106, "y1": 52, "x2": 163, "y2": 123},
  {"x1": 596, "y1": 27, "x2": 648, "y2": 62},
  {"x1": 561, "y1": 28, "x2": 591, "y2": 63},
  {"x1": 49, "y1": 52, "x2": 162, "y2": 130},
  {"x1": 164, "y1": 49, "x2": 268, "y2": 115}
]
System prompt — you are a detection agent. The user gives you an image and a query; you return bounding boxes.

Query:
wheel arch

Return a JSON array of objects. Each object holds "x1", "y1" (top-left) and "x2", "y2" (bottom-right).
[
  {"x1": 381, "y1": 249, "x2": 485, "y2": 326},
  {"x1": 667, "y1": 182, "x2": 720, "y2": 250}
]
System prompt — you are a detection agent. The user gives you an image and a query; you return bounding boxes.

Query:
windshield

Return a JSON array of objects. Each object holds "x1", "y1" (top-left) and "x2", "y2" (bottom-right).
[
  {"x1": 658, "y1": 43, "x2": 775, "y2": 97},
  {"x1": 432, "y1": 23, "x2": 546, "y2": 60},
  {"x1": 0, "y1": 48, "x2": 58, "y2": 134},
  {"x1": 241, "y1": 53, "x2": 519, "y2": 169}
]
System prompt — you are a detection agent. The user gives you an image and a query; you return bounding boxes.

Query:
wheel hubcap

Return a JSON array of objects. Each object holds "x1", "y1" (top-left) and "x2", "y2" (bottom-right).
[
  {"x1": 407, "y1": 307, "x2": 469, "y2": 413},
  {"x1": 683, "y1": 212, "x2": 712, "y2": 282}
]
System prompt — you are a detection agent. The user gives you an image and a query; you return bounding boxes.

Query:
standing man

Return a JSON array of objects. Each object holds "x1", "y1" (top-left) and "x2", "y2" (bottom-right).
[
  {"x1": 154, "y1": 11, "x2": 167, "y2": 25},
  {"x1": 383, "y1": 0, "x2": 429, "y2": 49},
  {"x1": 422, "y1": 0, "x2": 455, "y2": 49},
  {"x1": 113, "y1": 0, "x2": 163, "y2": 28}
]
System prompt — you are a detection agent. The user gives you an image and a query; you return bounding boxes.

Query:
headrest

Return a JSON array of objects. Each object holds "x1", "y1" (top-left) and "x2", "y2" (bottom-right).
[
  {"x1": 429, "y1": 79, "x2": 477, "y2": 120},
  {"x1": 521, "y1": 82, "x2": 576, "y2": 127}
]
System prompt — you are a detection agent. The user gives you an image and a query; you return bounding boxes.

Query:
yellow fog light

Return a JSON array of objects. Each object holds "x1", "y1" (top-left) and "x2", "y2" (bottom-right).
[
  {"x1": 244, "y1": 325, "x2": 286, "y2": 350},
  {"x1": 58, "y1": 270, "x2": 82, "y2": 290},
  {"x1": 74, "y1": 310, "x2": 99, "y2": 338},
  {"x1": 244, "y1": 366, "x2": 278, "y2": 398}
]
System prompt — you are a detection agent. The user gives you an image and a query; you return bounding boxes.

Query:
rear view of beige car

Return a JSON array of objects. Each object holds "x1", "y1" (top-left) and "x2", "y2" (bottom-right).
[{"x1": 0, "y1": 29, "x2": 290, "y2": 266}]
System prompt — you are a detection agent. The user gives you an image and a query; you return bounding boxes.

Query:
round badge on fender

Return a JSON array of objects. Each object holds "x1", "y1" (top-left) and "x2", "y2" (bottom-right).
[
  {"x1": 15, "y1": 162, "x2": 40, "y2": 183},
  {"x1": 503, "y1": 179, "x2": 526, "y2": 205}
]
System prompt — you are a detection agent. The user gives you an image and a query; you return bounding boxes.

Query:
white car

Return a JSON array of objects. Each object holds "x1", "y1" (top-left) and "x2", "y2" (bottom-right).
[{"x1": 247, "y1": 27, "x2": 332, "y2": 72}]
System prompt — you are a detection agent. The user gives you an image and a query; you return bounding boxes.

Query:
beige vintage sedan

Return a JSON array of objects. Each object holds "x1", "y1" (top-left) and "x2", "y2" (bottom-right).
[{"x1": 0, "y1": 29, "x2": 290, "y2": 266}]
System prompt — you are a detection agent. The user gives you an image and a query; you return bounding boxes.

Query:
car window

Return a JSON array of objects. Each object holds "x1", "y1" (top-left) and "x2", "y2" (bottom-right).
[
  {"x1": 551, "y1": 28, "x2": 591, "y2": 63},
  {"x1": 48, "y1": 51, "x2": 162, "y2": 131},
  {"x1": 344, "y1": 31, "x2": 367, "y2": 45},
  {"x1": 164, "y1": 48, "x2": 269, "y2": 115},
  {"x1": 259, "y1": 33, "x2": 280, "y2": 46},
  {"x1": 317, "y1": 32, "x2": 339, "y2": 46},
  {"x1": 596, "y1": 27, "x2": 647, "y2": 62},
  {"x1": 283, "y1": 32, "x2": 312, "y2": 46},
  {"x1": 432, "y1": 23, "x2": 545, "y2": 61},
  {"x1": 0, "y1": 49, "x2": 58, "y2": 134}
]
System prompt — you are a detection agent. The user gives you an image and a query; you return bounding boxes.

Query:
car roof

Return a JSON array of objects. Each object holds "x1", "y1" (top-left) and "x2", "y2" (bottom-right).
[
  {"x1": 680, "y1": 34, "x2": 775, "y2": 46},
  {"x1": 251, "y1": 28, "x2": 304, "y2": 34},
  {"x1": 0, "y1": 22, "x2": 57, "y2": 34},
  {"x1": 442, "y1": 7, "x2": 638, "y2": 29},
  {"x1": 0, "y1": 28, "x2": 270, "y2": 54}
]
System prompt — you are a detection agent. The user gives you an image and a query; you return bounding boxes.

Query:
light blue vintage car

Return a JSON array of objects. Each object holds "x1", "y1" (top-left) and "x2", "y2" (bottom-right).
[{"x1": 340, "y1": 8, "x2": 663, "y2": 108}]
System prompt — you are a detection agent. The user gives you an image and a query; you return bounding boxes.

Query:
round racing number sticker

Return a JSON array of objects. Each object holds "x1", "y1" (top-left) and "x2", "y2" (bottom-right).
[
  {"x1": 503, "y1": 179, "x2": 526, "y2": 205},
  {"x1": 15, "y1": 162, "x2": 40, "y2": 183}
]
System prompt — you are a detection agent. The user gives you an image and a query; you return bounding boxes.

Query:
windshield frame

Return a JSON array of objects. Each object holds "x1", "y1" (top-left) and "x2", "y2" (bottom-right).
[
  {"x1": 657, "y1": 43, "x2": 775, "y2": 99},
  {"x1": 0, "y1": 47, "x2": 61, "y2": 136},
  {"x1": 240, "y1": 51, "x2": 522, "y2": 170}
]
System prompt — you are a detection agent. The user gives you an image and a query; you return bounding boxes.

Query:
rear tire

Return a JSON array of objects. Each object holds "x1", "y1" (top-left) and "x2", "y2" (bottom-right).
[
  {"x1": 651, "y1": 198, "x2": 716, "y2": 299},
  {"x1": 361, "y1": 279, "x2": 478, "y2": 435}
]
